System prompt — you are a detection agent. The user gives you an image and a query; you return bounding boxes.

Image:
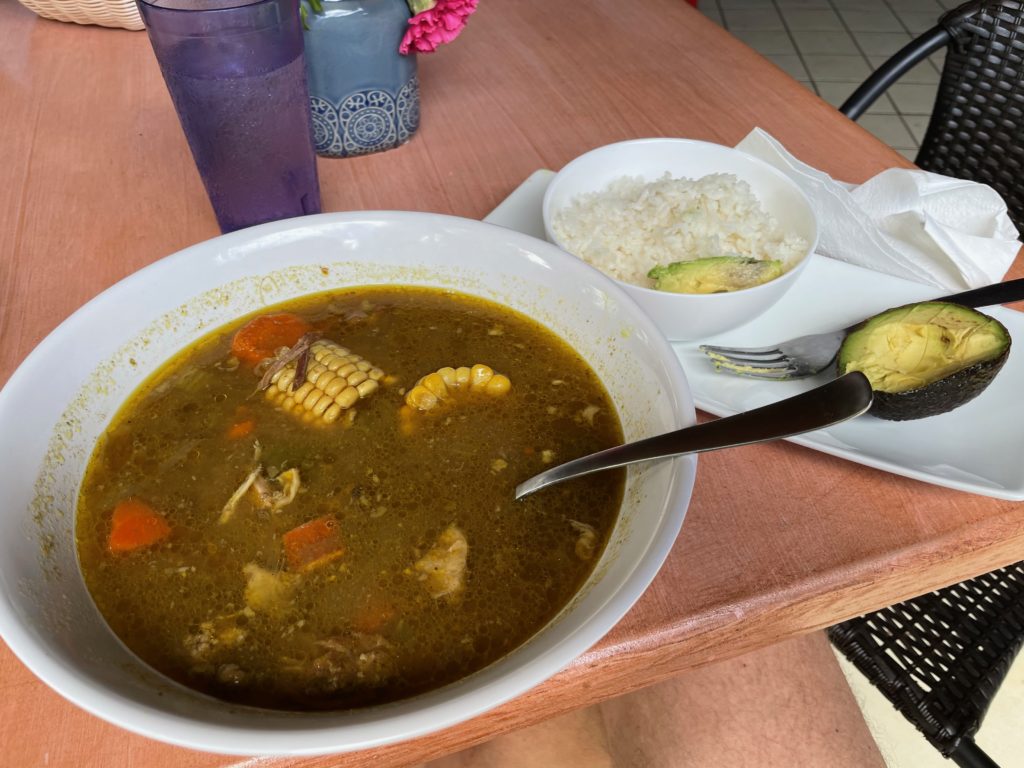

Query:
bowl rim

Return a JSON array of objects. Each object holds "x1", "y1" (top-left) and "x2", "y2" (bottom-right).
[
  {"x1": 0, "y1": 210, "x2": 697, "y2": 755},
  {"x1": 541, "y1": 137, "x2": 821, "y2": 299}
]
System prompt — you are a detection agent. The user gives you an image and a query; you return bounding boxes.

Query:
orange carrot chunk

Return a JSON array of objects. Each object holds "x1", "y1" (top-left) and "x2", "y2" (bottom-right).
[
  {"x1": 352, "y1": 597, "x2": 397, "y2": 634},
  {"x1": 283, "y1": 515, "x2": 345, "y2": 572},
  {"x1": 230, "y1": 313, "x2": 313, "y2": 367},
  {"x1": 107, "y1": 499, "x2": 171, "y2": 554},
  {"x1": 226, "y1": 419, "x2": 256, "y2": 439}
]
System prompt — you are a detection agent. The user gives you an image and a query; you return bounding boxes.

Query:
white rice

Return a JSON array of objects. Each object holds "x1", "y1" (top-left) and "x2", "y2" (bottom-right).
[{"x1": 551, "y1": 172, "x2": 808, "y2": 286}]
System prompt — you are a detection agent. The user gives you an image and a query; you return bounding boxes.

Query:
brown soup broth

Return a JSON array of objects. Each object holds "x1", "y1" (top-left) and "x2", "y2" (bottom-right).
[{"x1": 76, "y1": 286, "x2": 625, "y2": 710}]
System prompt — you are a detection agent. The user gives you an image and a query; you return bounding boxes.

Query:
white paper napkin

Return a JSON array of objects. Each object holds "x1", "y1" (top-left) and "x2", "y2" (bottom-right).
[{"x1": 736, "y1": 127, "x2": 1020, "y2": 291}]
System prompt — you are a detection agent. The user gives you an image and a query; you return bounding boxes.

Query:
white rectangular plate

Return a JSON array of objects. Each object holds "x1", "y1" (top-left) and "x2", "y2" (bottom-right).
[
  {"x1": 674, "y1": 254, "x2": 1024, "y2": 501},
  {"x1": 487, "y1": 170, "x2": 1024, "y2": 501}
]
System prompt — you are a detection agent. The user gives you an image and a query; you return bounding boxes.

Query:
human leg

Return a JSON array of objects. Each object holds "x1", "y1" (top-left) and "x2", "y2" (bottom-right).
[
  {"x1": 421, "y1": 631, "x2": 884, "y2": 768},
  {"x1": 598, "y1": 631, "x2": 885, "y2": 768}
]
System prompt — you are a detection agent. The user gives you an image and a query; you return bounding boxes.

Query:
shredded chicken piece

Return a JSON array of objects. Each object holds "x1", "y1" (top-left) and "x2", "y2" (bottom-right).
[
  {"x1": 570, "y1": 520, "x2": 598, "y2": 561},
  {"x1": 243, "y1": 563, "x2": 298, "y2": 616},
  {"x1": 216, "y1": 663, "x2": 247, "y2": 686},
  {"x1": 413, "y1": 524, "x2": 468, "y2": 599},
  {"x1": 252, "y1": 468, "x2": 301, "y2": 511},
  {"x1": 317, "y1": 635, "x2": 394, "y2": 683},
  {"x1": 220, "y1": 442, "x2": 263, "y2": 524},
  {"x1": 254, "y1": 332, "x2": 322, "y2": 392},
  {"x1": 283, "y1": 632, "x2": 396, "y2": 695},
  {"x1": 219, "y1": 466, "x2": 261, "y2": 524},
  {"x1": 220, "y1": 443, "x2": 301, "y2": 524},
  {"x1": 184, "y1": 608, "x2": 255, "y2": 661}
]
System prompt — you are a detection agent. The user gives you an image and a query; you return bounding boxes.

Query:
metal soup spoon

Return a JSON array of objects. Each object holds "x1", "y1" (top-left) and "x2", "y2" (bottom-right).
[{"x1": 514, "y1": 371, "x2": 873, "y2": 500}]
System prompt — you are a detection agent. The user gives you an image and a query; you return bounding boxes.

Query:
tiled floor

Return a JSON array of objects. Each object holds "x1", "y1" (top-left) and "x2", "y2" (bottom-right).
[{"x1": 698, "y1": 0, "x2": 964, "y2": 161}]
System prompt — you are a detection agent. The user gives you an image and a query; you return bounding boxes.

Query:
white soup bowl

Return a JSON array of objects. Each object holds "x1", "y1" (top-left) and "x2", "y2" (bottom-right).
[{"x1": 0, "y1": 212, "x2": 696, "y2": 756}]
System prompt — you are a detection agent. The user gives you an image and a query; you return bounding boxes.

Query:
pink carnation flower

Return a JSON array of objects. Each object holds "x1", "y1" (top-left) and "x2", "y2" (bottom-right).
[{"x1": 399, "y1": 0, "x2": 479, "y2": 55}]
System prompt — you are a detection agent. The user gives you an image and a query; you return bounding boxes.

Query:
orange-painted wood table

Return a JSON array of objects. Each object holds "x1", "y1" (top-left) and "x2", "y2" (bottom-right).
[{"x1": 1, "y1": 0, "x2": 1021, "y2": 765}]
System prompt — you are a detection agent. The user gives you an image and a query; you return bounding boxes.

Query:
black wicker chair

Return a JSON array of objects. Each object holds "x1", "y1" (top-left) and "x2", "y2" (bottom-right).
[
  {"x1": 829, "y1": 565, "x2": 1024, "y2": 768},
  {"x1": 830, "y1": 5, "x2": 1024, "y2": 767},
  {"x1": 839, "y1": 0, "x2": 1024, "y2": 228}
]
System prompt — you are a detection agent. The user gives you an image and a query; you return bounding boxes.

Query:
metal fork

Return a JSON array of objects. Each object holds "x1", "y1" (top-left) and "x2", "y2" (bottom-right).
[{"x1": 699, "y1": 278, "x2": 1024, "y2": 380}]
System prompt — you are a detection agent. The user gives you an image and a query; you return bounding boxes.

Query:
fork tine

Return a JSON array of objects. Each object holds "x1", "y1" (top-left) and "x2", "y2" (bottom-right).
[
  {"x1": 701, "y1": 348, "x2": 790, "y2": 367},
  {"x1": 699, "y1": 343, "x2": 783, "y2": 358},
  {"x1": 707, "y1": 352, "x2": 790, "y2": 366},
  {"x1": 711, "y1": 363, "x2": 801, "y2": 380}
]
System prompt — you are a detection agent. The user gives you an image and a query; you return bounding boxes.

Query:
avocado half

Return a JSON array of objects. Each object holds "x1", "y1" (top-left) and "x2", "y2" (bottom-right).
[
  {"x1": 648, "y1": 256, "x2": 783, "y2": 294},
  {"x1": 836, "y1": 301, "x2": 1011, "y2": 421}
]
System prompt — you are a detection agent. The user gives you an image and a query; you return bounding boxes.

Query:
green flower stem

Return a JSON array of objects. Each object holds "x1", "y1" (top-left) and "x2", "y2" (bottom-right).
[{"x1": 407, "y1": 0, "x2": 436, "y2": 13}]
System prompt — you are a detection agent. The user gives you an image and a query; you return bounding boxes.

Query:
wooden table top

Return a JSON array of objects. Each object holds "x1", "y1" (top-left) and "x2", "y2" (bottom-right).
[{"x1": 2, "y1": 0, "x2": 1022, "y2": 765}]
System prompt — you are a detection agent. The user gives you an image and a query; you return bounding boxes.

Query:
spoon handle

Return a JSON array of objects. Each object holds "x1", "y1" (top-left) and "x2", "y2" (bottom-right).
[
  {"x1": 942, "y1": 276, "x2": 1024, "y2": 308},
  {"x1": 514, "y1": 371, "x2": 873, "y2": 500}
]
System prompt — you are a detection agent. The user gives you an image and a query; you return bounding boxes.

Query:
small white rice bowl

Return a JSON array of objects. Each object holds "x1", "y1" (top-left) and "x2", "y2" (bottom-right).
[{"x1": 543, "y1": 139, "x2": 819, "y2": 341}]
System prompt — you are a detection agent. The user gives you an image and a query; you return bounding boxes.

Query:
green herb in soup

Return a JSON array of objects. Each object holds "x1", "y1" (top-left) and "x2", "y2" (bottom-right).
[{"x1": 76, "y1": 287, "x2": 625, "y2": 711}]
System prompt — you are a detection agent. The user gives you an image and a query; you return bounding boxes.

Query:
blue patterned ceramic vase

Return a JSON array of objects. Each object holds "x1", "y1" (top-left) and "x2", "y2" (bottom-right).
[{"x1": 302, "y1": 0, "x2": 419, "y2": 158}]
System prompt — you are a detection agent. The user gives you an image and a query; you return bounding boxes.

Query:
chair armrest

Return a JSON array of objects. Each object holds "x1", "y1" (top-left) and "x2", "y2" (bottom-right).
[{"x1": 840, "y1": 25, "x2": 952, "y2": 120}]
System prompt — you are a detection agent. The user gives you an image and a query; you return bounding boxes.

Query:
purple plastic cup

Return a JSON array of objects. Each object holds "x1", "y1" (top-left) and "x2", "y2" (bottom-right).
[{"x1": 137, "y1": 0, "x2": 322, "y2": 233}]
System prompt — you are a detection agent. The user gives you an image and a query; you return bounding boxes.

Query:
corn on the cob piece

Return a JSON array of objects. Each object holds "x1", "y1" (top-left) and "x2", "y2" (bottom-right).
[
  {"x1": 264, "y1": 340, "x2": 385, "y2": 425},
  {"x1": 404, "y1": 364, "x2": 511, "y2": 412}
]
